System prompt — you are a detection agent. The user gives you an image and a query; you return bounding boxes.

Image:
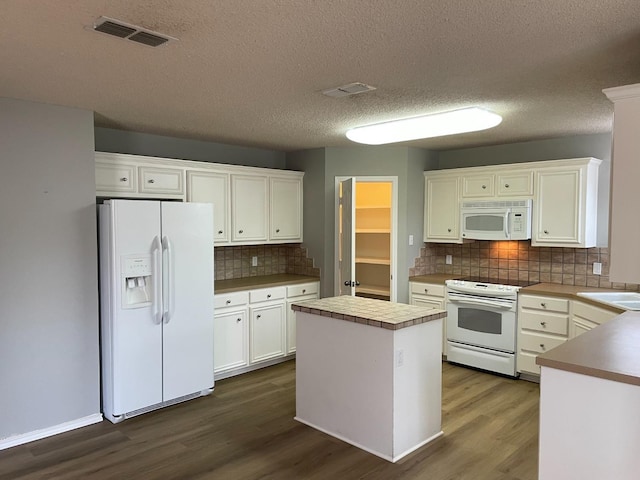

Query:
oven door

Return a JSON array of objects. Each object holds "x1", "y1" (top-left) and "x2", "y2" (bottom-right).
[{"x1": 446, "y1": 293, "x2": 516, "y2": 353}]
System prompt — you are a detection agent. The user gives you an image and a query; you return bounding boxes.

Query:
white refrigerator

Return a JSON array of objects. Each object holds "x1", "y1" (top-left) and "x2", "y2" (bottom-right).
[{"x1": 98, "y1": 199, "x2": 214, "y2": 423}]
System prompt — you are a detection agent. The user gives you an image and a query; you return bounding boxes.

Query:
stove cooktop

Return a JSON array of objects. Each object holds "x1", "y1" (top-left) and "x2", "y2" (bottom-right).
[{"x1": 455, "y1": 276, "x2": 539, "y2": 288}]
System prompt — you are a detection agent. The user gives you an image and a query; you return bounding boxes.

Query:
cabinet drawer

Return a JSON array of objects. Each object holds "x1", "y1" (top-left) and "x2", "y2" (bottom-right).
[
  {"x1": 287, "y1": 282, "x2": 319, "y2": 298},
  {"x1": 96, "y1": 162, "x2": 136, "y2": 193},
  {"x1": 519, "y1": 331, "x2": 567, "y2": 355},
  {"x1": 410, "y1": 282, "x2": 445, "y2": 297},
  {"x1": 215, "y1": 291, "x2": 249, "y2": 309},
  {"x1": 250, "y1": 286, "x2": 286, "y2": 303},
  {"x1": 573, "y1": 300, "x2": 619, "y2": 325},
  {"x1": 462, "y1": 174, "x2": 495, "y2": 197},
  {"x1": 139, "y1": 167, "x2": 184, "y2": 195},
  {"x1": 519, "y1": 295, "x2": 569, "y2": 313},
  {"x1": 517, "y1": 351, "x2": 541, "y2": 375},
  {"x1": 497, "y1": 171, "x2": 533, "y2": 196},
  {"x1": 519, "y1": 310, "x2": 569, "y2": 336}
]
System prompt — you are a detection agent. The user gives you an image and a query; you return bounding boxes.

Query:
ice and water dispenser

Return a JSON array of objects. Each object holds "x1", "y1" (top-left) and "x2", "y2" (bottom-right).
[{"x1": 121, "y1": 255, "x2": 152, "y2": 308}]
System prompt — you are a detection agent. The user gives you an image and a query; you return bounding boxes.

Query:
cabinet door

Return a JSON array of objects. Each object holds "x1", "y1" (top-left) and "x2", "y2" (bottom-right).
[
  {"x1": 424, "y1": 176, "x2": 460, "y2": 242},
  {"x1": 250, "y1": 303, "x2": 285, "y2": 363},
  {"x1": 270, "y1": 176, "x2": 302, "y2": 241},
  {"x1": 286, "y1": 293, "x2": 318, "y2": 354},
  {"x1": 462, "y1": 174, "x2": 494, "y2": 197},
  {"x1": 139, "y1": 167, "x2": 184, "y2": 195},
  {"x1": 96, "y1": 161, "x2": 137, "y2": 194},
  {"x1": 409, "y1": 292, "x2": 446, "y2": 354},
  {"x1": 497, "y1": 171, "x2": 533, "y2": 196},
  {"x1": 214, "y1": 309, "x2": 248, "y2": 373},
  {"x1": 533, "y1": 168, "x2": 582, "y2": 245},
  {"x1": 231, "y1": 175, "x2": 268, "y2": 242},
  {"x1": 187, "y1": 170, "x2": 230, "y2": 243}
]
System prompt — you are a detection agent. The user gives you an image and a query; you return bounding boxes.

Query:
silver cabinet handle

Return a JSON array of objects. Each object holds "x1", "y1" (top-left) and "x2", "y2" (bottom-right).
[
  {"x1": 540, "y1": 321, "x2": 547, "y2": 326},
  {"x1": 239, "y1": 229, "x2": 243, "y2": 234},
  {"x1": 267, "y1": 294, "x2": 271, "y2": 298},
  {"x1": 276, "y1": 228, "x2": 280, "y2": 233},
  {"x1": 540, "y1": 344, "x2": 546, "y2": 350},
  {"x1": 302, "y1": 289, "x2": 306, "y2": 293},
  {"x1": 541, "y1": 303, "x2": 547, "y2": 308},
  {"x1": 257, "y1": 314, "x2": 261, "y2": 319},
  {"x1": 424, "y1": 288, "x2": 429, "y2": 293},
  {"x1": 148, "y1": 179, "x2": 155, "y2": 184},
  {"x1": 447, "y1": 228, "x2": 452, "y2": 232},
  {"x1": 120, "y1": 177, "x2": 128, "y2": 182},
  {"x1": 236, "y1": 318, "x2": 242, "y2": 322},
  {"x1": 544, "y1": 230, "x2": 549, "y2": 234},
  {"x1": 505, "y1": 184, "x2": 510, "y2": 188},
  {"x1": 218, "y1": 230, "x2": 223, "y2": 234},
  {"x1": 226, "y1": 299, "x2": 231, "y2": 304},
  {"x1": 482, "y1": 185, "x2": 486, "y2": 189}
]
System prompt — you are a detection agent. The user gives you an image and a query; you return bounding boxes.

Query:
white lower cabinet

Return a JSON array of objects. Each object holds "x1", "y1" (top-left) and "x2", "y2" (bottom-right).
[
  {"x1": 571, "y1": 300, "x2": 618, "y2": 338},
  {"x1": 409, "y1": 281, "x2": 447, "y2": 354},
  {"x1": 214, "y1": 280, "x2": 320, "y2": 379},
  {"x1": 250, "y1": 302, "x2": 285, "y2": 363},
  {"x1": 517, "y1": 294, "x2": 569, "y2": 376},
  {"x1": 286, "y1": 282, "x2": 320, "y2": 354}
]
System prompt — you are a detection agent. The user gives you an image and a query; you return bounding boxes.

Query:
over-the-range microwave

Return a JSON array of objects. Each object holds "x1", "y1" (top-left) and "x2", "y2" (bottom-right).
[{"x1": 461, "y1": 199, "x2": 532, "y2": 240}]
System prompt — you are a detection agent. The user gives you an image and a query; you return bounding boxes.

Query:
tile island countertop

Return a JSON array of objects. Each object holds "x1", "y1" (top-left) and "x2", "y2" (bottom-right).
[{"x1": 291, "y1": 295, "x2": 446, "y2": 330}]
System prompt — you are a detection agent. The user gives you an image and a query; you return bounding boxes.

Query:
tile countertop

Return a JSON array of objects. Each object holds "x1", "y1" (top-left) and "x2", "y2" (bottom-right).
[
  {"x1": 536, "y1": 311, "x2": 640, "y2": 386},
  {"x1": 291, "y1": 296, "x2": 446, "y2": 331},
  {"x1": 215, "y1": 274, "x2": 320, "y2": 293}
]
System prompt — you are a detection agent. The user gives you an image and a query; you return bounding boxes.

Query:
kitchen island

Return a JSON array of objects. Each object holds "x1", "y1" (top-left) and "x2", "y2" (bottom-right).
[
  {"x1": 536, "y1": 311, "x2": 640, "y2": 480},
  {"x1": 291, "y1": 296, "x2": 445, "y2": 463}
]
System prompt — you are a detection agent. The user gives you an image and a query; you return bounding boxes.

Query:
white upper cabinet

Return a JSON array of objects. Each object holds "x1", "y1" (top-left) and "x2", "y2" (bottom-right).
[
  {"x1": 604, "y1": 83, "x2": 640, "y2": 283},
  {"x1": 532, "y1": 158, "x2": 601, "y2": 248},
  {"x1": 497, "y1": 171, "x2": 533, "y2": 197},
  {"x1": 186, "y1": 170, "x2": 230, "y2": 243},
  {"x1": 270, "y1": 176, "x2": 303, "y2": 241},
  {"x1": 424, "y1": 175, "x2": 460, "y2": 243},
  {"x1": 231, "y1": 175, "x2": 269, "y2": 243},
  {"x1": 461, "y1": 173, "x2": 495, "y2": 198},
  {"x1": 95, "y1": 152, "x2": 304, "y2": 246}
]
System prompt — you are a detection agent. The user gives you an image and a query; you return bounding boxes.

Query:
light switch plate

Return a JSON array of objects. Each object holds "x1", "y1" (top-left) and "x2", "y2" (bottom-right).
[
  {"x1": 252, "y1": 256, "x2": 258, "y2": 267},
  {"x1": 409, "y1": 234, "x2": 414, "y2": 246}
]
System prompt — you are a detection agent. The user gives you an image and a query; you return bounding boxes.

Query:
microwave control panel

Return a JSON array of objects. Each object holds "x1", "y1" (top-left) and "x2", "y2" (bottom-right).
[{"x1": 511, "y1": 213, "x2": 524, "y2": 233}]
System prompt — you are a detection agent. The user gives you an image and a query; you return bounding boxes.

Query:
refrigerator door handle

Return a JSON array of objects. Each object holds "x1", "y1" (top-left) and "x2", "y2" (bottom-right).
[
  {"x1": 162, "y1": 235, "x2": 174, "y2": 324},
  {"x1": 152, "y1": 236, "x2": 163, "y2": 324}
]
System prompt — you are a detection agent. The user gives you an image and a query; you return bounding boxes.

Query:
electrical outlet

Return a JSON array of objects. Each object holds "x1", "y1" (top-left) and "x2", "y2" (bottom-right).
[
  {"x1": 252, "y1": 256, "x2": 258, "y2": 267},
  {"x1": 446, "y1": 255, "x2": 453, "y2": 265},
  {"x1": 593, "y1": 262, "x2": 602, "y2": 275},
  {"x1": 396, "y1": 349, "x2": 404, "y2": 367}
]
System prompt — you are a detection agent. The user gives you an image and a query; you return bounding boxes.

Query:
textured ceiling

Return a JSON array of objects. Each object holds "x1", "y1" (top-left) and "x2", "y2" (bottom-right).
[{"x1": 2, "y1": 0, "x2": 640, "y2": 152}]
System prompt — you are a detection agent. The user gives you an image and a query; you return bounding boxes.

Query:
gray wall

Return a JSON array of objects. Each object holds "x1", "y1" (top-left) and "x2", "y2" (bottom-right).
[
  {"x1": 286, "y1": 146, "x2": 437, "y2": 303},
  {"x1": 438, "y1": 133, "x2": 612, "y2": 246},
  {"x1": 95, "y1": 127, "x2": 286, "y2": 169},
  {"x1": 0, "y1": 98, "x2": 100, "y2": 439}
]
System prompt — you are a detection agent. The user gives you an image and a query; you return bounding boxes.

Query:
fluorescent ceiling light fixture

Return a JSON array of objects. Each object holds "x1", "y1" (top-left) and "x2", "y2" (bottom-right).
[{"x1": 346, "y1": 107, "x2": 502, "y2": 145}]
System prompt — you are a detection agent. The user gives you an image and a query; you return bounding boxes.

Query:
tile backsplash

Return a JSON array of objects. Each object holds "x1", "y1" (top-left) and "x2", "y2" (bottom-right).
[
  {"x1": 214, "y1": 244, "x2": 320, "y2": 281},
  {"x1": 410, "y1": 240, "x2": 639, "y2": 291}
]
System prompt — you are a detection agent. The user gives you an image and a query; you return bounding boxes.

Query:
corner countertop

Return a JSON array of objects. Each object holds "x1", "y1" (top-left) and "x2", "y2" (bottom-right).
[
  {"x1": 536, "y1": 311, "x2": 640, "y2": 386},
  {"x1": 291, "y1": 296, "x2": 446, "y2": 331},
  {"x1": 215, "y1": 274, "x2": 320, "y2": 293}
]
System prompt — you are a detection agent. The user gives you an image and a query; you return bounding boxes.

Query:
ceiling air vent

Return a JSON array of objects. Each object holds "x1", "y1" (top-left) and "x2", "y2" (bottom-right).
[
  {"x1": 93, "y1": 16, "x2": 176, "y2": 47},
  {"x1": 322, "y1": 82, "x2": 377, "y2": 98}
]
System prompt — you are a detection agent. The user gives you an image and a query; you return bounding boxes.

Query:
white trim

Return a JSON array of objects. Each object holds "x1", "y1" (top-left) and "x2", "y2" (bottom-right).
[
  {"x1": 391, "y1": 431, "x2": 444, "y2": 462},
  {"x1": 0, "y1": 413, "x2": 103, "y2": 451},
  {"x1": 334, "y1": 176, "x2": 398, "y2": 302},
  {"x1": 603, "y1": 83, "x2": 640, "y2": 102}
]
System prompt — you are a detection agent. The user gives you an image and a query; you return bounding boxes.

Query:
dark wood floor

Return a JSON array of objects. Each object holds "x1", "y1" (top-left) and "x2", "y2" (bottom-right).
[{"x1": 0, "y1": 361, "x2": 540, "y2": 479}]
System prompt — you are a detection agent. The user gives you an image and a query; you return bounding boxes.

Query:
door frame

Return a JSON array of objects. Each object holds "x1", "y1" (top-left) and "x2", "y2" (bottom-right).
[{"x1": 334, "y1": 176, "x2": 398, "y2": 302}]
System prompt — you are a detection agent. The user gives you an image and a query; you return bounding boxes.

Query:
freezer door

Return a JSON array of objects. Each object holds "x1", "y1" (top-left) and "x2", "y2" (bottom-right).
[
  {"x1": 108, "y1": 200, "x2": 163, "y2": 415},
  {"x1": 160, "y1": 202, "x2": 215, "y2": 400}
]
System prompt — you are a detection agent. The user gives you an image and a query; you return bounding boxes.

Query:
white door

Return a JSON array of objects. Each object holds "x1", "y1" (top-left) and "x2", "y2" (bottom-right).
[
  {"x1": 110, "y1": 200, "x2": 163, "y2": 415},
  {"x1": 186, "y1": 171, "x2": 230, "y2": 243},
  {"x1": 231, "y1": 175, "x2": 268, "y2": 242},
  {"x1": 214, "y1": 309, "x2": 248, "y2": 373},
  {"x1": 339, "y1": 178, "x2": 356, "y2": 296},
  {"x1": 160, "y1": 202, "x2": 214, "y2": 400},
  {"x1": 270, "y1": 176, "x2": 302, "y2": 241}
]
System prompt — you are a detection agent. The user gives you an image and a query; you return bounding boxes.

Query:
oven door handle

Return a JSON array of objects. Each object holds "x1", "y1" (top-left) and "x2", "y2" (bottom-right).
[{"x1": 448, "y1": 296, "x2": 514, "y2": 310}]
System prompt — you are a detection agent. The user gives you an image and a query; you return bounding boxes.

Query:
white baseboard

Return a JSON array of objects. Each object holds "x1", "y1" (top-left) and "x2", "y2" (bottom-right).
[{"x1": 0, "y1": 413, "x2": 103, "y2": 451}]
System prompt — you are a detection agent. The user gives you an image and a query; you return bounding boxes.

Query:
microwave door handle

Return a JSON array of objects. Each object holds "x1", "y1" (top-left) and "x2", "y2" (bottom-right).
[{"x1": 504, "y1": 210, "x2": 510, "y2": 239}]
